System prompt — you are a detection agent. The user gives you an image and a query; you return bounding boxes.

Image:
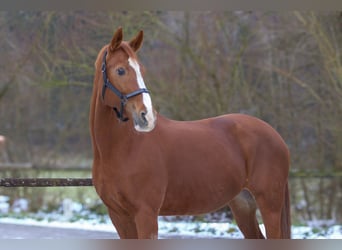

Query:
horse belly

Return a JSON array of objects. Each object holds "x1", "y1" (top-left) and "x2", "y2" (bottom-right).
[
  {"x1": 159, "y1": 166, "x2": 244, "y2": 215},
  {"x1": 160, "y1": 186, "x2": 236, "y2": 215}
]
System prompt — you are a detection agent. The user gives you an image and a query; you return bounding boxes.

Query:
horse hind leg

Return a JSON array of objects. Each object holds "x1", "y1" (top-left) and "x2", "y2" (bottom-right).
[
  {"x1": 228, "y1": 189, "x2": 265, "y2": 239},
  {"x1": 252, "y1": 181, "x2": 291, "y2": 239}
]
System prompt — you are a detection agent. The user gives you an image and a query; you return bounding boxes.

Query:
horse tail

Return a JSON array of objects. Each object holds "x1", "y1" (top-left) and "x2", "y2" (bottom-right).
[{"x1": 281, "y1": 181, "x2": 291, "y2": 238}]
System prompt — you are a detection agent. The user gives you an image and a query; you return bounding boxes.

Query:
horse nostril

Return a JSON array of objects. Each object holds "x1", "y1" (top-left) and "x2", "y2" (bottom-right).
[{"x1": 140, "y1": 111, "x2": 148, "y2": 123}]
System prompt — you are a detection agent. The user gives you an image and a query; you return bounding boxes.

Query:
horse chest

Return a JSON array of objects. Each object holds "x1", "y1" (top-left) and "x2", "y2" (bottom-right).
[{"x1": 94, "y1": 175, "x2": 137, "y2": 213}]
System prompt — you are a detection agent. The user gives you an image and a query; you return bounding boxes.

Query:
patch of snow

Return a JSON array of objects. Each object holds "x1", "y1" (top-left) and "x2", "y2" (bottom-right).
[
  {"x1": 12, "y1": 198, "x2": 29, "y2": 213},
  {"x1": 0, "y1": 195, "x2": 9, "y2": 203},
  {"x1": 0, "y1": 195, "x2": 10, "y2": 213},
  {"x1": 0, "y1": 203, "x2": 9, "y2": 213},
  {"x1": 61, "y1": 199, "x2": 83, "y2": 220},
  {"x1": 158, "y1": 220, "x2": 243, "y2": 238},
  {"x1": 306, "y1": 219, "x2": 336, "y2": 228}
]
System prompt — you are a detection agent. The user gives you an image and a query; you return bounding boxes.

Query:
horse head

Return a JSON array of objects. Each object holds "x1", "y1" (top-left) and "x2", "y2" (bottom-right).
[{"x1": 97, "y1": 27, "x2": 156, "y2": 132}]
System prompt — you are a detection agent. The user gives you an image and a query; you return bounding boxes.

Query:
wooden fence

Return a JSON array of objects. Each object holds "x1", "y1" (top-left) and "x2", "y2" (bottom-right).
[{"x1": 0, "y1": 163, "x2": 93, "y2": 187}]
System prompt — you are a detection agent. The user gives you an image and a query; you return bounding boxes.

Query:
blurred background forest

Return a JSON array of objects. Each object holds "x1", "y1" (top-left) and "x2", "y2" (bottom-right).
[{"x1": 0, "y1": 11, "x2": 341, "y2": 224}]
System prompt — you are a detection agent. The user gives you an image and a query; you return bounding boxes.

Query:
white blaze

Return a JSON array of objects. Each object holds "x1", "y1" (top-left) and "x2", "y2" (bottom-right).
[{"x1": 128, "y1": 57, "x2": 156, "y2": 132}]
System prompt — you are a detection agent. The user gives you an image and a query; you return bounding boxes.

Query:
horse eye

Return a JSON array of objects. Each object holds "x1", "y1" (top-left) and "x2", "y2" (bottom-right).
[{"x1": 116, "y1": 67, "x2": 126, "y2": 76}]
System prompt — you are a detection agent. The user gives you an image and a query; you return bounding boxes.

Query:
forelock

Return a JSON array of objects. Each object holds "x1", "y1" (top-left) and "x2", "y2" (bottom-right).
[{"x1": 120, "y1": 42, "x2": 138, "y2": 60}]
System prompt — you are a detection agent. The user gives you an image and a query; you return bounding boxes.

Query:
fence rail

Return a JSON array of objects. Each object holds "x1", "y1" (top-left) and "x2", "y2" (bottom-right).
[{"x1": 0, "y1": 178, "x2": 93, "y2": 187}]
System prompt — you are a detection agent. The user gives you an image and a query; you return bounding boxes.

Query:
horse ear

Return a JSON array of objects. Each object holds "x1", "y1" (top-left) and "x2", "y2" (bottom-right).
[
  {"x1": 129, "y1": 30, "x2": 144, "y2": 52},
  {"x1": 110, "y1": 27, "x2": 123, "y2": 52}
]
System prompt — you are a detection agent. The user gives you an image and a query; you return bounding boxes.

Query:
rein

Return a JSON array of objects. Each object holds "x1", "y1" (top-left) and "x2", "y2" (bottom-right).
[{"x1": 101, "y1": 50, "x2": 150, "y2": 122}]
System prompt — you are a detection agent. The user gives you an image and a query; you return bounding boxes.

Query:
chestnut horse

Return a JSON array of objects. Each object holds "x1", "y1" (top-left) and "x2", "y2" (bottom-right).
[{"x1": 90, "y1": 27, "x2": 291, "y2": 239}]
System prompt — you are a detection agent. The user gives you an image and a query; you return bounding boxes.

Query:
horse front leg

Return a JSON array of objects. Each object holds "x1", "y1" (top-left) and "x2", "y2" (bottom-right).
[
  {"x1": 134, "y1": 206, "x2": 159, "y2": 239},
  {"x1": 108, "y1": 209, "x2": 138, "y2": 239}
]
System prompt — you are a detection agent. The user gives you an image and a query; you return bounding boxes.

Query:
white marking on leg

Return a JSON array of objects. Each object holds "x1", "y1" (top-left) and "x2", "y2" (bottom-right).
[{"x1": 128, "y1": 58, "x2": 156, "y2": 132}]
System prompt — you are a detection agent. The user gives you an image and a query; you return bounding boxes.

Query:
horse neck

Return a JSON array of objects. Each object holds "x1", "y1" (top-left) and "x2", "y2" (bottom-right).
[
  {"x1": 94, "y1": 95, "x2": 135, "y2": 143},
  {"x1": 90, "y1": 45, "x2": 144, "y2": 143}
]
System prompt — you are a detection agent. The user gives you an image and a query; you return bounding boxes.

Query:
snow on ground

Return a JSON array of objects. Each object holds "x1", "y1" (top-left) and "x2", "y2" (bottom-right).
[
  {"x1": 1, "y1": 215, "x2": 341, "y2": 239},
  {"x1": 0, "y1": 197, "x2": 341, "y2": 239}
]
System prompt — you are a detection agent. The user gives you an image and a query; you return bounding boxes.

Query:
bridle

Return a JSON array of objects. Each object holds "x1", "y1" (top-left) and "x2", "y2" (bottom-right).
[{"x1": 101, "y1": 50, "x2": 150, "y2": 122}]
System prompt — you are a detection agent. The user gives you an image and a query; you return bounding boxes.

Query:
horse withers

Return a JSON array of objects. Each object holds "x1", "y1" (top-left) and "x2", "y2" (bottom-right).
[{"x1": 89, "y1": 27, "x2": 291, "y2": 239}]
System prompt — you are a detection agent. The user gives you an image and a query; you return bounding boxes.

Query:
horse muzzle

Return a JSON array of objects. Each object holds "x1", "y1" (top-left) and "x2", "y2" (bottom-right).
[{"x1": 133, "y1": 109, "x2": 157, "y2": 132}]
